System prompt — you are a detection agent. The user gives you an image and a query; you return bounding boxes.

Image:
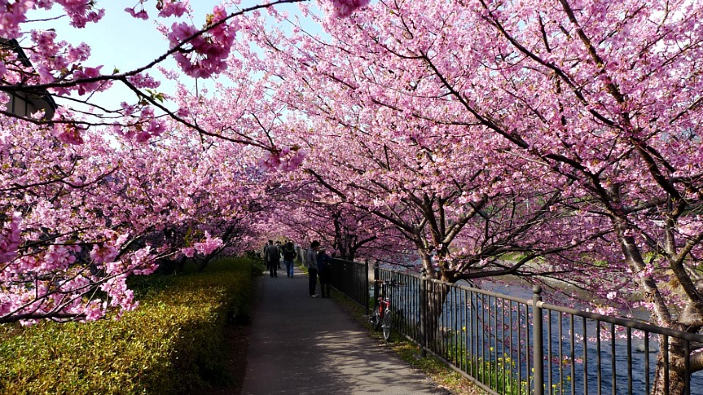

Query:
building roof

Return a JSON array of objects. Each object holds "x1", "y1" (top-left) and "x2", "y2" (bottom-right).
[{"x1": 1, "y1": 38, "x2": 57, "y2": 120}]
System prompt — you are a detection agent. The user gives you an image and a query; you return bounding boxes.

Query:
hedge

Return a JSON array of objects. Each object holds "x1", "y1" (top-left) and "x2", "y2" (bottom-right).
[{"x1": 0, "y1": 256, "x2": 259, "y2": 394}]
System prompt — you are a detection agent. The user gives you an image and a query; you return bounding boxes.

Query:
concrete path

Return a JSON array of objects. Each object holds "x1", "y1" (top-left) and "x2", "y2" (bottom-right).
[{"x1": 241, "y1": 266, "x2": 447, "y2": 395}]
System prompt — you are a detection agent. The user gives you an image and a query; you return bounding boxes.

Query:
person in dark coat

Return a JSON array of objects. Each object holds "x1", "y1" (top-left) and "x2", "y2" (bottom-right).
[
  {"x1": 282, "y1": 240, "x2": 297, "y2": 278},
  {"x1": 305, "y1": 241, "x2": 320, "y2": 297},
  {"x1": 317, "y1": 248, "x2": 331, "y2": 298},
  {"x1": 275, "y1": 240, "x2": 283, "y2": 269},
  {"x1": 263, "y1": 240, "x2": 280, "y2": 278}
]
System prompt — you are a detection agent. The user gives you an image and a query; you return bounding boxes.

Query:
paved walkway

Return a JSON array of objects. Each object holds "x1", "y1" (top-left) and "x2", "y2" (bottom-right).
[{"x1": 241, "y1": 266, "x2": 447, "y2": 394}]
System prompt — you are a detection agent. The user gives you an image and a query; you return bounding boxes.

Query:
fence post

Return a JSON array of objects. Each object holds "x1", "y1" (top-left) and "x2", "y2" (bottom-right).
[
  {"x1": 364, "y1": 259, "x2": 369, "y2": 315},
  {"x1": 343, "y1": 260, "x2": 348, "y2": 294},
  {"x1": 373, "y1": 262, "x2": 380, "y2": 304},
  {"x1": 420, "y1": 268, "x2": 427, "y2": 357},
  {"x1": 533, "y1": 285, "x2": 544, "y2": 395}
]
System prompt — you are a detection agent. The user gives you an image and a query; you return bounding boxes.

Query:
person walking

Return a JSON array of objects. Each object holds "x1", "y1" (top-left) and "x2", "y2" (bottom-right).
[
  {"x1": 263, "y1": 240, "x2": 280, "y2": 278},
  {"x1": 282, "y1": 240, "x2": 297, "y2": 278},
  {"x1": 305, "y1": 241, "x2": 320, "y2": 297},
  {"x1": 275, "y1": 240, "x2": 283, "y2": 269},
  {"x1": 317, "y1": 248, "x2": 331, "y2": 298}
]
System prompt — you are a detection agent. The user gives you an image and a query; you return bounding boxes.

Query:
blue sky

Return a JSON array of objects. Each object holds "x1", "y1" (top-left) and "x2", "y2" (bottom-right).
[{"x1": 23, "y1": 1, "x2": 327, "y2": 114}]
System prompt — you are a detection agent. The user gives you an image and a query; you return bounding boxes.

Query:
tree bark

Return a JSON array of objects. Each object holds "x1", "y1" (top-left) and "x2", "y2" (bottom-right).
[
  {"x1": 421, "y1": 278, "x2": 451, "y2": 350},
  {"x1": 652, "y1": 335, "x2": 689, "y2": 395}
]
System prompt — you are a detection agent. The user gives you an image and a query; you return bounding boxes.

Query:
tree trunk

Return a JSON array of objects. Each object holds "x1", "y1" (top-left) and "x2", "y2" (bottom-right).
[
  {"x1": 421, "y1": 278, "x2": 450, "y2": 350},
  {"x1": 651, "y1": 336, "x2": 688, "y2": 395},
  {"x1": 197, "y1": 245, "x2": 224, "y2": 272}
]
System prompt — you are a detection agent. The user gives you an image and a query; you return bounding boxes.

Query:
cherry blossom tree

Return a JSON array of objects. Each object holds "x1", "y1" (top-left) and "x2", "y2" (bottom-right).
[
  {"x1": 228, "y1": 4, "x2": 610, "y2": 282},
  {"x1": 0, "y1": 113, "x2": 279, "y2": 323},
  {"x1": 199, "y1": 1, "x2": 703, "y2": 391},
  {"x1": 0, "y1": 119, "x2": 158, "y2": 323},
  {"x1": 276, "y1": 0, "x2": 701, "y2": 392},
  {"x1": 0, "y1": 0, "x2": 373, "y2": 324},
  {"x1": 264, "y1": 177, "x2": 410, "y2": 261},
  {"x1": 3, "y1": 0, "x2": 703, "y2": 392},
  {"x1": 0, "y1": 0, "x2": 370, "y2": 140}
]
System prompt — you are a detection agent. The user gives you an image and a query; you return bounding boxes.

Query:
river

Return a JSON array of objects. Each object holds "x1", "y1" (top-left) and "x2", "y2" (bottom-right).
[{"x1": 375, "y1": 265, "x2": 703, "y2": 394}]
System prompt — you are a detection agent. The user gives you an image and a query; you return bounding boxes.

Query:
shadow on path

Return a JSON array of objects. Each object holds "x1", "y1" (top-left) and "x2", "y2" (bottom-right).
[{"x1": 241, "y1": 267, "x2": 447, "y2": 394}]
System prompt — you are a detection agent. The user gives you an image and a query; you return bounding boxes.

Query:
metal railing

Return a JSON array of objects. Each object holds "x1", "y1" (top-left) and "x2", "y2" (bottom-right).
[
  {"x1": 329, "y1": 259, "x2": 703, "y2": 395},
  {"x1": 328, "y1": 258, "x2": 369, "y2": 312}
]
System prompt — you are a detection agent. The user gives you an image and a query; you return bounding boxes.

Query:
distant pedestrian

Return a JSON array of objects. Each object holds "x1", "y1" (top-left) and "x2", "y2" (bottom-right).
[
  {"x1": 306, "y1": 241, "x2": 320, "y2": 297},
  {"x1": 275, "y1": 240, "x2": 283, "y2": 269},
  {"x1": 263, "y1": 240, "x2": 280, "y2": 278},
  {"x1": 282, "y1": 240, "x2": 297, "y2": 278},
  {"x1": 317, "y1": 248, "x2": 331, "y2": 298}
]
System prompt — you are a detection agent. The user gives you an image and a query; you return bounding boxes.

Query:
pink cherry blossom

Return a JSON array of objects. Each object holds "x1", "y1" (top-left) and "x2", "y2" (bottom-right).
[
  {"x1": 157, "y1": 0, "x2": 189, "y2": 18},
  {"x1": 329, "y1": 0, "x2": 369, "y2": 18},
  {"x1": 124, "y1": 7, "x2": 149, "y2": 20}
]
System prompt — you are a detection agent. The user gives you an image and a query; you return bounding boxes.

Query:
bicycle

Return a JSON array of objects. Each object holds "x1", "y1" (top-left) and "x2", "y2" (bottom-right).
[{"x1": 369, "y1": 279, "x2": 399, "y2": 341}]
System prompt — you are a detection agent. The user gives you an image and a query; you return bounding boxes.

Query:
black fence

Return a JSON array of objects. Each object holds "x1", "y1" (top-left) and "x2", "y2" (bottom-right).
[
  {"x1": 328, "y1": 259, "x2": 703, "y2": 395},
  {"x1": 328, "y1": 258, "x2": 369, "y2": 311}
]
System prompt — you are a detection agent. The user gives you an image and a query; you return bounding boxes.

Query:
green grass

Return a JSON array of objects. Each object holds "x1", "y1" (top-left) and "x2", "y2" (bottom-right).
[
  {"x1": 416, "y1": 326, "x2": 531, "y2": 395},
  {"x1": 296, "y1": 257, "x2": 309, "y2": 274},
  {"x1": 0, "y1": 256, "x2": 260, "y2": 394}
]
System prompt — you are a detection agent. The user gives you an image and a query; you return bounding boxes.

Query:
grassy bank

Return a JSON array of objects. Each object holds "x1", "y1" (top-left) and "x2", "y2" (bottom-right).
[
  {"x1": 330, "y1": 288, "x2": 485, "y2": 394},
  {"x1": 0, "y1": 256, "x2": 261, "y2": 394}
]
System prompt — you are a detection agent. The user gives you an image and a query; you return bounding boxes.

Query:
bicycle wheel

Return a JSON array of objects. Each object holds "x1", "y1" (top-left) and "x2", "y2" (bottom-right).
[
  {"x1": 381, "y1": 308, "x2": 392, "y2": 341},
  {"x1": 371, "y1": 307, "x2": 382, "y2": 330}
]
